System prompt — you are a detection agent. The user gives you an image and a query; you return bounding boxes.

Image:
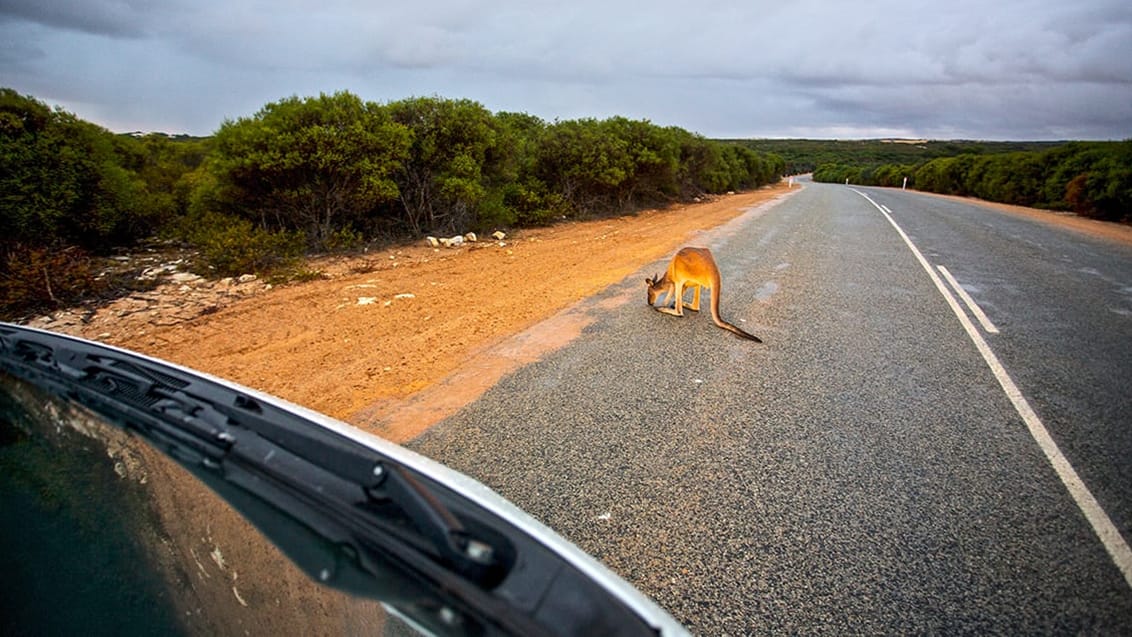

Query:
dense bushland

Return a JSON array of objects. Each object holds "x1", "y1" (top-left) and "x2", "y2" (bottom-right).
[
  {"x1": 1, "y1": 88, "x2": 783, "y2": 318},
  {"x1": 811, "y1": 141, "x2": 1132, "y2": 222}
]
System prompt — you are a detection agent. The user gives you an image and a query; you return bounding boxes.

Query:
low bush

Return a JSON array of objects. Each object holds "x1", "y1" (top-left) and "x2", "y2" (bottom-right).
[{"x1": 182, "y1": 211, "x2": 305, "y2": 278}]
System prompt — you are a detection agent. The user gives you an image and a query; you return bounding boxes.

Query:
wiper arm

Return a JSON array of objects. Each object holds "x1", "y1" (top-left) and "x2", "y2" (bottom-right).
[{"x1": 379, "y1": 461, "x2": 499, "y2": 572}]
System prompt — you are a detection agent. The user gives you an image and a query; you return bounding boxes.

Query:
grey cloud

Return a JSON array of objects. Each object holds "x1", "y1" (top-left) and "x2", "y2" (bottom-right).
[
  {"x1": 0, "y1": 33, "x2": 44, "y2": 66},
  {"x1": 1, "y1": 0, "x2": 1129, "y2": 139},
  {"x1": 0, "y1": 0, "x2": 157, "y2": 37}
]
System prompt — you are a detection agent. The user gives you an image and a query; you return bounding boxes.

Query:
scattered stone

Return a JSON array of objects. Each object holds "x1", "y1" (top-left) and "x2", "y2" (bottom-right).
[
  {"x1": 357, "y1": 297, "x2": 378, "y2": 306},
  {"x1": 393, "y1": 293, "x2": 415, "y2": 300},
  {"x1": 491, "y1": 231, "x2": 506, "y2": 241},
  {"x1": 237, "y1": 274, "x2": 257, "y2": 283},
  {"x1": 138, "y1": 265, "x2": 177, "y2": 280},
  {"x1": 425, "y1": 236, "x2": 440, "y2": 247},
  {"x1": 170, "y1": 272, "x2": 202, "y2": 284},
  {"x1": 464, "y1": 232, "x2": 477, "y2": 242}
]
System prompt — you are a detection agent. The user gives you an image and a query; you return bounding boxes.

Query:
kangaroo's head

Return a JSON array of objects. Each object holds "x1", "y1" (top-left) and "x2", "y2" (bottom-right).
[{"x1": 645, "y1": 273, "x2": 665, "y2": 306}]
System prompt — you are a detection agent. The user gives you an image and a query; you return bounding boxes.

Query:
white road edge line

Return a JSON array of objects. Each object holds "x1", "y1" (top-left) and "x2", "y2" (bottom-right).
[
  {"x1": 852, "y1": 189, "x2": 1132, "y2": 590},
  {"x1": 937, "y1": 265, "x2": 1000, "y2": 334}
]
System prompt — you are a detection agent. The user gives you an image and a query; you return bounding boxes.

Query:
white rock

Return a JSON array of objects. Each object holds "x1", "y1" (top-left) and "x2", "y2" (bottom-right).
[
  {"x1": 170, "y1": 272, "x2": 202, "y2": 284},
  {"x1": 426, "y1": 236, "x2": 440, "y2": 247},
  {"x1": 491, "y1": 231, "x2": 506, "y2": 241},
  {"x1": 357, "y1": 297, "x2": 377, "y2": 305},
  {"x1": 464, "y1": 232, "x2": 477, "y2": 242}
]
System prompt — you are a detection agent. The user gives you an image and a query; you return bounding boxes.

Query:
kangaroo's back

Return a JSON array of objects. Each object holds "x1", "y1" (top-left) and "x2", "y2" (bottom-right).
[{"x1": 668, "y1": 247, "x2": 721, "y2": 289}]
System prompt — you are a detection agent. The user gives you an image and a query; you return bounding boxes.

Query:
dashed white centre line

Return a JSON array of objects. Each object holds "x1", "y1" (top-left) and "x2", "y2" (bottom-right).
[{"x1": 853, "y1": 189, "x2": 1132, "y2": 590}]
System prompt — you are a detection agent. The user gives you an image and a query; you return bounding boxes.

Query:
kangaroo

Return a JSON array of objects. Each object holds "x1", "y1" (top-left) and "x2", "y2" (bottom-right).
[{"x1": 645, "y1": 246, "x2": 762, "y2": 342}]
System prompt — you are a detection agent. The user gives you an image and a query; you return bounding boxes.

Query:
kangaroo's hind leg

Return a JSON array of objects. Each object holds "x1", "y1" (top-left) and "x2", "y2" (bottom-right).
[{"x1": 684, "y1": 284, "x2": 702, "y2": 312}]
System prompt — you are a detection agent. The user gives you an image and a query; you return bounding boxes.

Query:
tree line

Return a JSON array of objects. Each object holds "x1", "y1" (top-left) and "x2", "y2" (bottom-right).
[
  {"x1": 1, "y1": 88, "x2": 784, "y2": 317},
  {"x1": 811, "y1": 141, "x2": 1132, "y2": 222},
  {"x1": 734, "y1": 138, "x2": 1059, "y2": 176}
]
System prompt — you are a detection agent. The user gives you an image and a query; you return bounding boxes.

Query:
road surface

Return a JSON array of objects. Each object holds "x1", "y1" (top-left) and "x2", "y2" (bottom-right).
[{"x1": 409, "y1": 181, "x2": 1132, "y2": 634}]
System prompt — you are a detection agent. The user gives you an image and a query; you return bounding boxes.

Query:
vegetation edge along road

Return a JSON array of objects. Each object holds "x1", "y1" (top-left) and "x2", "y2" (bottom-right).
[{"x1": 1, "y1": 87, "x2": 783, "y2": 319}]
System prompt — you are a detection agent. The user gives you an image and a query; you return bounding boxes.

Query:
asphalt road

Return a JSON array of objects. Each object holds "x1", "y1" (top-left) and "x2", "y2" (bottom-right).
[{"x1": 409, "y1": 181, "x2": 1132, "y2": 634}]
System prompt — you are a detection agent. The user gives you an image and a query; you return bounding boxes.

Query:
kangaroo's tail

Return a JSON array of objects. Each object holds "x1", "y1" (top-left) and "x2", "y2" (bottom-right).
[
  {"x1": 714, "y1": 319, "x2": 763, "y2": 342},
  {"x1": 709, "y1": 281, "x2": 763, "y2": 342}
]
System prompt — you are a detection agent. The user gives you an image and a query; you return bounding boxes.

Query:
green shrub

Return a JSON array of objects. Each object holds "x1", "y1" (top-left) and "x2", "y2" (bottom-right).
[
  {"x1": 184, "y1": 211, "x2": 305, "y2": 278},
  {"x1": 320, "y1": 227, "x2": 365, "y2": 253}
]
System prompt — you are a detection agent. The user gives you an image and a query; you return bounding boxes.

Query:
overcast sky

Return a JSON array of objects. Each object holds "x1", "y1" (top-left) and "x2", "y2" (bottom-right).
[{"x1": 2, "y1": 0, "x2": 1130, "y2": 140}]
